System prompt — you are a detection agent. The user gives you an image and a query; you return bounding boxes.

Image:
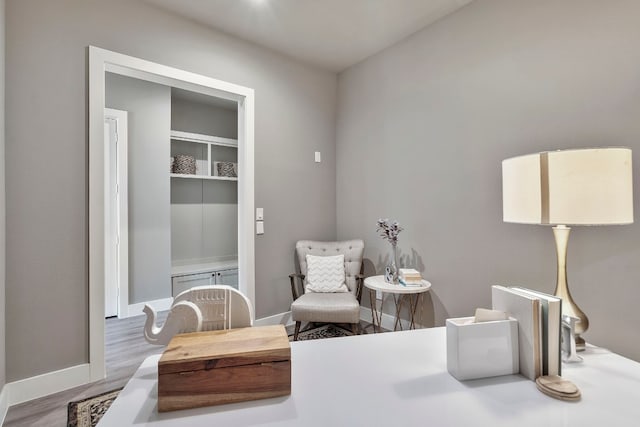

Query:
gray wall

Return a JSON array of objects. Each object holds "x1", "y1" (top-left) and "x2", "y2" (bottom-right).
[
  {"x1": 171, "y1": 97, "x2": 237, "y2": 139},
  {"x1": 5, "y1": 0, "x2": 336, "y2": 381},
  {"x1": 106, "y1": 73, "x2": 172, "y2": 304},
  {"x1": 171, "y1": 99, "x2": 238, "y2": 264},
  {"x1": 337, "y1": 0, "x2": 640, "y2": 361},
  {"x1": 0, "y1": 0, "x2": 6, "y2": 394},
  {"x1": 171, "y1": 180, "x2": 238, "y2": 264}
]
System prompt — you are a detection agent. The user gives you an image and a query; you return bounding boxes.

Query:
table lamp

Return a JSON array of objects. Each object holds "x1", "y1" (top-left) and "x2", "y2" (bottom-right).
[{"x1": 502, "y1": 147, "x2": 633, "y2": 351}]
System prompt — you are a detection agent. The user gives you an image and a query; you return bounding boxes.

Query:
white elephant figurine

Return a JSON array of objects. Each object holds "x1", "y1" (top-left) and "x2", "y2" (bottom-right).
[{"x1": 143, "y1": 285, "x2": 253, "y2": 345}]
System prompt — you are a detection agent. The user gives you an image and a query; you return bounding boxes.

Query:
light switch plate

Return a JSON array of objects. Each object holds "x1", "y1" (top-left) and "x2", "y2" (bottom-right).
[
  {"x1": 256, "y1": 221, "x2": 264, "y2": 235},
  {"x1": 256, "y1": 207, "x2": 264, "y2": 221},
  {"x1": 314, "y1": 151, "x2": 321, "y2": 163}
]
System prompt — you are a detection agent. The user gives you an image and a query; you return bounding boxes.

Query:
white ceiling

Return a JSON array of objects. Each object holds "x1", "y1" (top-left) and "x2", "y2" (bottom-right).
[{"x1": 142, "y1": 0, "x2": 473, "y2": 72}]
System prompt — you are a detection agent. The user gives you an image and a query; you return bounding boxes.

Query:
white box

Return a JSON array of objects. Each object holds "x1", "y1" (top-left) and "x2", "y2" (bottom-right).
[{"x1": 446, "y1": 316, "x2": 519, "y2": 381}]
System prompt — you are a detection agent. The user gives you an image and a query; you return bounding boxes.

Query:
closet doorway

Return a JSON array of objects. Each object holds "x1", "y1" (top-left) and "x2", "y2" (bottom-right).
[
  {"x1": 104, "y1": 75, "x2": 244, "y2": 318},
  {"x1": 89, "y1": 47, "x2": 255, "y2": 381}
]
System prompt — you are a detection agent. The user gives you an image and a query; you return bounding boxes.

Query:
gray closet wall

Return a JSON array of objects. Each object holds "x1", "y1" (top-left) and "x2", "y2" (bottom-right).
[
  {"x1": 171, "y1": 96, "x2": 237, "y2": 139},
  {"x1": 106, "y1": 73, "x2": 172, "y2": 304},
  {"x1": 170, "y1": 97, "x2": 239, "y2": 264}
]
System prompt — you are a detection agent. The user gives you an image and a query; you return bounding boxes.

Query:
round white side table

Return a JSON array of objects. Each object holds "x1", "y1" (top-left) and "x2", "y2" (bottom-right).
[{"x1": 364, "y1": 275, "x2": 432, "y2": 332}]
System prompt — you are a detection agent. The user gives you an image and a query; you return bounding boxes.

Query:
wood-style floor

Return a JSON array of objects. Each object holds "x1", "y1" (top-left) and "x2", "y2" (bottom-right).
[{"x1": 3, "y1": 315, "x2": 378, "y2": 427}]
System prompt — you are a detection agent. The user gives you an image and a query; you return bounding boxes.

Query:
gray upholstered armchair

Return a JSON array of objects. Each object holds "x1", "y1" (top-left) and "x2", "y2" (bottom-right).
[{"x1": 289, "y1": 240, "x2": 365, "y2": 340}]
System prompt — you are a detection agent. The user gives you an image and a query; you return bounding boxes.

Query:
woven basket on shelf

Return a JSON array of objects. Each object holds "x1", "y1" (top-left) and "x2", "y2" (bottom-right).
[
  {"x1": 216, "y1": 161, "x2": 237, "y2": 177},
  {"x1": 173, "y1": 154, "x2": 196, "y2": 175}
]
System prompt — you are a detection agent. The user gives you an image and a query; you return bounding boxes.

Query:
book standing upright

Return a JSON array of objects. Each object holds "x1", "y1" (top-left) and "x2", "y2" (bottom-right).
[
  {"x1": 512, "y1": 287, "x2": 562, "y2": 376},
  {"x1": 492, "y1": 285, "x2": 542, "y2": 380}
]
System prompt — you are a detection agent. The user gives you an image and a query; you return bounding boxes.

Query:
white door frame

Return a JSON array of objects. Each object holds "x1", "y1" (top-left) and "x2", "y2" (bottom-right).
[
  {"x1": 89, "y1": 46, "x2": 255, "y2": 381},
  {"x1": 104, "y1": 108, "x2": 129, "y2": 318}
]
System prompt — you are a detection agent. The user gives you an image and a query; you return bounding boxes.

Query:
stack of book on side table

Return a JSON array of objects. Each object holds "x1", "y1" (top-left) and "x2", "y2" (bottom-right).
[{"x1": 399, "y1": 268, "x2": 424, "y2": 286}]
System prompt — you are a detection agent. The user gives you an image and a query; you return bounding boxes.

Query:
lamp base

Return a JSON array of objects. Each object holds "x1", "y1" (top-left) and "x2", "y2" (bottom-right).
[{"x1": 552, "y1": 225, "x2": 590, "y2": 352}]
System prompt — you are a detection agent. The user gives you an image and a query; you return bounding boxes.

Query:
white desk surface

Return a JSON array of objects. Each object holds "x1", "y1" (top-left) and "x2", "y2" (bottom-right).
[{"x1": 98, "y1": 327, "x2": 640, "y2": 426}]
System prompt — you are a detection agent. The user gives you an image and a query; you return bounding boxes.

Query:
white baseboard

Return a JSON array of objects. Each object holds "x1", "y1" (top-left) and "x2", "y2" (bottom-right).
[
  {"x1": 359, "y1": 307, "x2": 419, "y2": 331},
  {"x1": 0, "y1": 385, "x2": 9, "y2": 425},
  {"x1": 6, "y1": 363, "x2": 91, "y2": 406},
  {"x1": 126, "y1": 297, "x2": 173, "y2": 318},
  {"x1": 254, "y1": 311, "x2": 294, "y2": 327}
]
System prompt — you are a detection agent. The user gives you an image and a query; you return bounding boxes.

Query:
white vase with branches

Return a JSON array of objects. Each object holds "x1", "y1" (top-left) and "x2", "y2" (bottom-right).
[{"x1": 377, "y1": 219, "x2": 403, "y2": 284}]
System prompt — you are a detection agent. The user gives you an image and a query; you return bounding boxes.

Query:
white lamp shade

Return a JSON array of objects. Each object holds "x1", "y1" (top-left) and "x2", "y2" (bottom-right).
[{"x1": 502, "y1": 148, "x2": 633, "y2": 225}]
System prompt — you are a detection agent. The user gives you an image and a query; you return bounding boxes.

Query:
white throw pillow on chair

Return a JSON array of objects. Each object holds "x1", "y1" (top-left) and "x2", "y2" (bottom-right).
[{"x1": 305, "y1": 254, "x2": 349, "y2": 293}]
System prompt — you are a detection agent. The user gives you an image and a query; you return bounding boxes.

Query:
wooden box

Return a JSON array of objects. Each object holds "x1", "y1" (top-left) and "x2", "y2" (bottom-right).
[{"x1": 157, "y1": 325, "x2": 291, "y2": 412}]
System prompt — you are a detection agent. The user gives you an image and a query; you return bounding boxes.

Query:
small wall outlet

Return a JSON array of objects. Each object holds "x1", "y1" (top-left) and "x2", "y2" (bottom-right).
[
  {"x1": 256, "y1": 221, "x2": 264, "y2": 235},
  {"x1": 314, "y1": 151, "x2": 321, "y2": 163},
  {"x1": 376, "y1": 290, "x2": 382, "y2": 300}
]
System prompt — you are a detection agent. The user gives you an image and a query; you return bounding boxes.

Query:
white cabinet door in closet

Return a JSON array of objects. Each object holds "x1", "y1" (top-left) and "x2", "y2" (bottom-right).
[
  {"x1": 171, "y1": 272, "x2": 213, "y2": 297},
  {"x1": 215, "y1": 268, "x2": 239, "y2": 289}
]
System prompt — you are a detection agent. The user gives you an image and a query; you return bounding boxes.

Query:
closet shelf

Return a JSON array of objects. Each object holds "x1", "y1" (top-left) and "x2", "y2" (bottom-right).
[
  {"x1": 170, "y1": 130, "x2": 238, "y2": 180},
  {"x1": 170, "y1": 173, "x2": 238, "y2": 181}
]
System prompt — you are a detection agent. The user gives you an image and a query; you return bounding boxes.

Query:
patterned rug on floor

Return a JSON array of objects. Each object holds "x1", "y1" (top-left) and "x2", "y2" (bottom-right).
[
  {"x1": 289, "y1": 324, "x2": 355, "y2": 341},
  {"x1": 67, "y1": 388, "x2": 122, "y2": 427}
]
